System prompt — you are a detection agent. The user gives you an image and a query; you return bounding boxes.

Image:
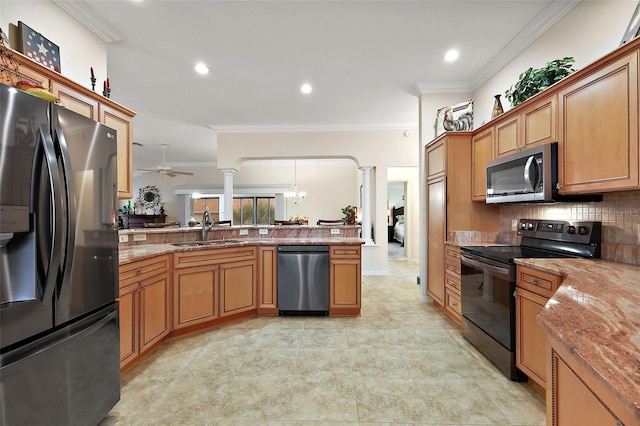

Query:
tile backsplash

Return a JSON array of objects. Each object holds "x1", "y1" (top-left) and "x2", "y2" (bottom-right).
[{"x1": 499, "y1": 191, "x2": 640, "y2": 266}]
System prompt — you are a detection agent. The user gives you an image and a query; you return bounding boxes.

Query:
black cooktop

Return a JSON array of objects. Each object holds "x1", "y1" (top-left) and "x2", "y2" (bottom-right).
[{"x1": 460, "y1": 245, "x2": 579, "y2": 264}]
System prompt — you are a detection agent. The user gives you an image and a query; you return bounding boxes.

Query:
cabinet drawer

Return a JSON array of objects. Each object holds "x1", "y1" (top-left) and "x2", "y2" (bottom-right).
[
  {"x1": 444, "y1": 288, "x2": 462, "y2": 324},
  {"x1": 330, "y1": 245, "x2": 361, "y2": 259},
  {"x1": 445, "y1": 259, "x2": 461, "y2": 276},
  {"x1": 119, "y1": 255, "x2": 170, "y2": 288},
  {"x1": 173, "y1": 246, "x2": 257, "y2": 269},
  {"x1": 445, "y1": 273, "x2": 461, "y2": 293},
  {"x1": 517, "y1": 266, "x2": 561, "y2": 298},
  {"x1": 445, "y1": 246, "x2": 461, "y2": 261}
]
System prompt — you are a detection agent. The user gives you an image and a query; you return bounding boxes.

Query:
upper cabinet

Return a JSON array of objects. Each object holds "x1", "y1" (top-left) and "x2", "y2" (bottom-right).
[
  {"x1": 495, "y1": 96, "x2": 556, "y2": 158},
  {"x1": 471, "y1": 127, "x2": 493, "y2": 201},
  {"x1": 558, "y1": 50, "x2": 639, "y2": 194},
  {"x1": 1, "y1": 46, "x2": 135, "y2": 199}
]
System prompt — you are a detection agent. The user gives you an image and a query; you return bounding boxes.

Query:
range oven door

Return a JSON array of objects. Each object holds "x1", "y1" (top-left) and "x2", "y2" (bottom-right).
[{"x1": 460, "y1": 253, "x2": 516, "y2": 351}]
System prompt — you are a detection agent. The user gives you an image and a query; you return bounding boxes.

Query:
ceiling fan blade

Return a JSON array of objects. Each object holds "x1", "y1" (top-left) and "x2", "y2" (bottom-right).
[
  {"x1": 172, "y1": 171, "x2": 194, "y2": 176},
  {"x1": 137, "y1": 168, "x2": 160, "y2": 172},
  {"x1": 165, "y1": 171, "x2": 177, "y2": 177}
]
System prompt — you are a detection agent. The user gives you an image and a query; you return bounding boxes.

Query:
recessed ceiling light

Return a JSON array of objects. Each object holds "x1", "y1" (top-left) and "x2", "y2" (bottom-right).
[
  {"x1": 195, "y1": 63, "x2": 210, "y2": 75},
  {"x1": 444, "y1": 49, "x2": 459, "y2": 62},
  {"x1": 300, "y1": 83, "x2": 313, "y2": 94}
]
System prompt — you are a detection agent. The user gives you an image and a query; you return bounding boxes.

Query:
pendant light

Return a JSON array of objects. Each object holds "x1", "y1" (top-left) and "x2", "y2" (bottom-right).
[{"x1": 284, "y1": 160, "x2": 306, "y2": 204}]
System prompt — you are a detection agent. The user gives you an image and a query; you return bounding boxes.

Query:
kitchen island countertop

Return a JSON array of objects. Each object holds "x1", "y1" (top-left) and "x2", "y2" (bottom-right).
[{"x1": 514, "y1": 257, "x2": 640, "y2": 421}]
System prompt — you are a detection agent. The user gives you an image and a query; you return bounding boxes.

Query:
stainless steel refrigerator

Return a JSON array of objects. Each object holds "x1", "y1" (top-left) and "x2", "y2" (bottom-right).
[{"x1": 0, "y1": 83, "x2": 120, "y2": 425}]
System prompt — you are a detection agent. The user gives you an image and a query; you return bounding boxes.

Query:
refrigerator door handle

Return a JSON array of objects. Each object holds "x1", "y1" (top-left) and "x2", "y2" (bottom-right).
[
  {"x1": 53, "y1": 127, "x2": 77, "y2": 297},
  {"x1": 37, "y1": 125, "x2": 64, "y2": 304}
]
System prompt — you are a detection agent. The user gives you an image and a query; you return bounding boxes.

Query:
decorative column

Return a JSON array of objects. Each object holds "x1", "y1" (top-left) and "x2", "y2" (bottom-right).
[
  {"x1": 360, "y1": 166, "x2": 373, "y2": 244},
  {"x1": 221, "y1": 169, "x2": 236, "y2": 223}
]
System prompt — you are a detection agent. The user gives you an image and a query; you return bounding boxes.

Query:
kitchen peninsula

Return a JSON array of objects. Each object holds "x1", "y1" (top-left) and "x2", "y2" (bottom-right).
[{"x1": 118, "y1": 224, "x2": 363, "y2": 371}]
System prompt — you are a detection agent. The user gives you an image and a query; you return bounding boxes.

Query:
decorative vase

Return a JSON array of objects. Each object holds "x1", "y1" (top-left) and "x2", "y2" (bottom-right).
[{"x1": 491, "y1": 94, "x2": 504, "y2": 119}]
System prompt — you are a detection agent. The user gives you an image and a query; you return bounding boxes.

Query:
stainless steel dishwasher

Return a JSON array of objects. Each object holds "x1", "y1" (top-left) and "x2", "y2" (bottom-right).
[{"x1": 277, "y1": 245, "x2": 330, "y2": 315}]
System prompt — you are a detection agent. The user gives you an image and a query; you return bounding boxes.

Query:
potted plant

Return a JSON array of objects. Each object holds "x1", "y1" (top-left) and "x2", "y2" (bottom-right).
[
  {"x1": 505, "y1": 57, "x2": 576, "y2": 107},
  {"x1": 342, "y1": 205, "x2": 357, "y2": 225}
]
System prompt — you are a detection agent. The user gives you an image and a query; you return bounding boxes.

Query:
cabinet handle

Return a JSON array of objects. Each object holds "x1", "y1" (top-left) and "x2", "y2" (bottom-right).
[
  {"x1": 136, "y1": 268, "x2": 143, "y2": 275},
  {"x1": 513, "y1": 290, "x2": 517, "y2": 298},
  {"x1": 531, "y1": 277, "x2": 538, "y2": 285}
]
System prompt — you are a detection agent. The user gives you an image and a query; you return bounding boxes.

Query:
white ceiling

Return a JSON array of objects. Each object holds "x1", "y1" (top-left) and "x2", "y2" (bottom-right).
[{"x1": 54, "y1": 0, "x2": 578, "y2": 171}]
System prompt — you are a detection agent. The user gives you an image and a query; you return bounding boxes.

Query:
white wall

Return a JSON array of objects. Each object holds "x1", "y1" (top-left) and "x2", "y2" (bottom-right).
[
  {"x1": 217, "y1": 130, "x2": 420, "y2": 274},
  {"x1": 1, "y1": 0, "x2": 108, "y2": 90}
]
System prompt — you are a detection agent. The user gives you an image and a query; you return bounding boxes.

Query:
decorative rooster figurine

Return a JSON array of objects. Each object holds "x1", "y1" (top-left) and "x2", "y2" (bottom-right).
[{"x1": 15, "y1": 80, "x2": 59, "y2": 103}]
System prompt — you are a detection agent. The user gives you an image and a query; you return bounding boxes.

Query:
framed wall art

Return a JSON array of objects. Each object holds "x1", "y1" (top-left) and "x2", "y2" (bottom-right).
[{"x1": 10, "y1": 21, "x2": 61, "y2": 72}]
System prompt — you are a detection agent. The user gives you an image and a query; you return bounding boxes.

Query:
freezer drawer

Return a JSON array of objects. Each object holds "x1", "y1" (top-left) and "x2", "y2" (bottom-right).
[{"x1": 0, "y1": 304, "x2": 120, "y2": 426}]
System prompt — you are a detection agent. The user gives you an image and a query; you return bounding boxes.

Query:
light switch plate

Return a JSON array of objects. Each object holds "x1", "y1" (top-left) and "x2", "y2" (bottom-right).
[
  {"x1": 239, "y1": 229, "x2": 249, "y2": 235},
  {"x1": 119, "y1": 234, "x2": 129, "y2": 243},
  {"x1": 133, "y1": 233, "x2": 147, "y2": 241},
  {"x1": 259, "y1": 228, "x2": 268, "y2": 235},
  {"x1": 511, "y1": 219, "x2": 518, "y2": 231},
  {"x1": 330, "y1": 229, "x2": 340, "y2": 235}
]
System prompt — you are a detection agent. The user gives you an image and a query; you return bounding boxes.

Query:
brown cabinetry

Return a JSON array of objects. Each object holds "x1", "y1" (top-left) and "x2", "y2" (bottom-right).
[
  {"x1": 1, "y1": 46, "x2": 135, "y2": 199},
  {"x1": 118, "y1": 255, "x2": 171, "y2": 369},
  {"x1": 558, "y1": 50, "x2": 639, "y2": 194},
  {"x1": 444, "y1": 245, "x2": 462, "y2": 324},
  {"x1": 515, "y1": 265, "x2": 561, "y2": 389},
  {"x1": 329, "y1": 245, "x2": 361, "y2": 315},
  {"x1": 471, "y1": 128, "x2": 494, "y2": 201},
  {"x1": 172, "y1": 247, "x2": 257, "y2": 329},
  {"x1": 426, "y1": 133, "x2": 498, "y2": 311},
  {"x1": 257, "y1": 246, "x2": 278, "y2": 316}
]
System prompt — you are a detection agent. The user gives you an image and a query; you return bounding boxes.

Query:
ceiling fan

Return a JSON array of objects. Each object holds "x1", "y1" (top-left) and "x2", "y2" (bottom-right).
[{"x1": 137, "y1": 144, "x2": 194, "y2": 177}]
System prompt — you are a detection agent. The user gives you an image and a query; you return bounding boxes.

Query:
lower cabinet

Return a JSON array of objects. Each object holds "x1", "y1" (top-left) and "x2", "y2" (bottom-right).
[
  {"x1": 329, "y1": 245, "x2": 361, "y2": 315},
  {"x1": 173, "y1": 265, "x2": 219, "y2": 329},
  {"x1": 444, "y1": 246, "x2": 462, "y2": 324},
  {"x1": 515, "y1": 265, "x2": 561, "y2": 390},
  {"x1": 257, "y1": 246, "x2": 278, "y2": 316},
  {"x1": 118, "y1": 255, "x2": 171, "y2": 369},
  {"x1": 219, "y1": 259, "x2": 257, "y2": 317}
]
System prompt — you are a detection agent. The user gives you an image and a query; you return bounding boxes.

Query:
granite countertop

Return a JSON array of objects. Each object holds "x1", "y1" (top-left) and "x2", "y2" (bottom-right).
[
  {"x1": 515, "y1": 257, "x2": 640, "y2": 420},
  {"x1": 119, "y1": 237, "x2": 364, "y2": 265}
]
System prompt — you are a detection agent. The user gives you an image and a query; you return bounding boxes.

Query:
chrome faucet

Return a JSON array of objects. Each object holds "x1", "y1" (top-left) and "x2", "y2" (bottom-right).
[{"x1": 201, "y1": 209, "x2": 214, "y2": 241}]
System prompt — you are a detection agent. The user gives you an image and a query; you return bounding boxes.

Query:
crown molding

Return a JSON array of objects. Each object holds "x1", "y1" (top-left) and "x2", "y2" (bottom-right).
[
  {"x1": 209, "y1": 123, "x2": 418, "y2": 133},
  {"x1": 414, "y1": 0, "x2": 581, "y2": 96},
  {"x1": 52, "y1": 0, "x2": 125, "y2": 43}
]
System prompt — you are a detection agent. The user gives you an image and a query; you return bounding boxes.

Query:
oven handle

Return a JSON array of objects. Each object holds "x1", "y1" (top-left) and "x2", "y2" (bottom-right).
[{"x1": 461, "y1": 253, "x2": 511, "y2": 277}]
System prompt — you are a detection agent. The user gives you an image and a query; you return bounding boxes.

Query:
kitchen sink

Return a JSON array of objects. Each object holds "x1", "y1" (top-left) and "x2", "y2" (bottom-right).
[{"x1": 172, "y1": 239, "x2": 242, "y2": 247}]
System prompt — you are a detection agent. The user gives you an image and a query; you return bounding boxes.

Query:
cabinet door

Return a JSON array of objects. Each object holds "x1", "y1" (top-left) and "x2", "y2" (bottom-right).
[
  {"x1": 516, "y1": 288, "x2": 548, "y2": 388},
  {"x1": 427, "y1": 176, "x2": 445, "y2": 304},
  {"x1": 118, "y1": 284, "x2": 138, "y2": 367},
  {"x1": 258, "y1": 247, "x2": 278, "y2": 316},
  {"x1": 471, "y1": 128, "x2": 493, "y2": 201},
  {"x1": 558, "y1": 50, "x2": 639, "y2": 193},
  {"x1": 426, "y1": 137, "x2": 446, "y2": 179},
  {"x1": 139, "y1": 272, "x2": 171, "y2": 353},
  {"x1": 495, "y1": 115, "x2": 520, "y2": 157},
  {"x1": 522, "y1": 95, "x2": 556, "y2": 148},
  {"x1": 51, "y1": 81, "x2": 99, "y2": 120},
  {"x1": 219, "y1": 259, "x2": 257, "y2": 317},
  {"x1": 330, "y1": 259, "x2": 361, "y2": 309},
  {"x1": 550, "y1": 352, "x2": 620, "y2": 426},
  {"x1": 173, "y1": 265, "x2": 218, "y2": 329},
  {"x1": 99, "y1": 104, "x2": 134, "y2": 199}
]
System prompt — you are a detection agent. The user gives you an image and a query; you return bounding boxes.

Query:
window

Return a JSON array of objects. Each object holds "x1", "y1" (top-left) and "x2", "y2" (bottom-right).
[
  {"x1": 192, "y1": 197, "x2": 220, "y2": 221},
  {"x1": 233, "y1": 196, "x2": 275, "y2": 225}
]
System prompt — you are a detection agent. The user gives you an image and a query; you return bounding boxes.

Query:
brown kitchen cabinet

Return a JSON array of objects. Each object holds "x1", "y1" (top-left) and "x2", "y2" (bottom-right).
[
  {"x1": 471, "y1": 128, "x2": 494, "y2": 201},
  {"x1": 329, "y1": 245, "x2": 361, "y2": 316},
  {"x1": 257, "y1": 246, "x2": 278, "y2": 316},
  {"x1": 515, "y1": 265, "x2": 561, "y2": 390},
  {"x1": 172, "y1": 246, "x2": 258, "y2": 328},
  {"x1": 558, "y1": 49, "x2": 639, "y2": 194},
  {"x1": 425, "y1": 133, "x2": 498, "y2": 312},
  {"x1": 444, "y1": 245, "x2": 462, "y2": 324},
  {"x1": 118, "y1": 254, "x2": 171, "y2": 369},
  {"x1": 494, "y1": 95, "x2": 556, "y2": 158},
  {"x1": 1, "y1": 45, "x2": 136, "y2": 200}
]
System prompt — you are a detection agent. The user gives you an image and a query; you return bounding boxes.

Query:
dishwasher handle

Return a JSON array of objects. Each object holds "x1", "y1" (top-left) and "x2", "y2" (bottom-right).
[{"x1": 277, "y1": 245, "x2": 329, "y2": 253}]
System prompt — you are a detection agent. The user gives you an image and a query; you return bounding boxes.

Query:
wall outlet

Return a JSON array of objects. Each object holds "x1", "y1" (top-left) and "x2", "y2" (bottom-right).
[
  {"x1": 259, "y1": 228, "x2": 268, "y2": 235},
  {"x1": 511, "y1": 219, "x2": 518, "y2": 231},
  {"x1": 133, "y1": 233, "x2": 147, "y2": 241},
  {"x1": 239, "y1": 229, "x2": 249, "y2": 236},
  {"x1": 330, "y1": 229, "x2": 340, "y2": 235},
  {"x1": 119, "y1": 234, "x2": 129, "y2": 243}
]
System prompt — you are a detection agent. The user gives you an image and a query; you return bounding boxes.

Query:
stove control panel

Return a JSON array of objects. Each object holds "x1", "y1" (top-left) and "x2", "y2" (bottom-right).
[{"x1": 518, "y1": 219, "x2": 601, "y2": 245}]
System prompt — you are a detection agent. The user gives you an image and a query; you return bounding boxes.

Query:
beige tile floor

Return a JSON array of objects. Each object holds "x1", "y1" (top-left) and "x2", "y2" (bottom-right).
[{"x1": 102, "y1": 259, "x2": 545, "y2": 425}]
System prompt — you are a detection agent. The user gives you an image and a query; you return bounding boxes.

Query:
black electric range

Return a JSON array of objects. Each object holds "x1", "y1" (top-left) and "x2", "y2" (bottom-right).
[{"x1": 459, "y1": 219, "x2": 601, "y2": 380}]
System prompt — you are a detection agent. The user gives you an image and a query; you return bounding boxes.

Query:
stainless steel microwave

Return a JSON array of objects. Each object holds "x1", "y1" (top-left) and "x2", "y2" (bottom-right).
[{"x1": 485, "y1": 143, "x2": 556, "y2": 204}]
